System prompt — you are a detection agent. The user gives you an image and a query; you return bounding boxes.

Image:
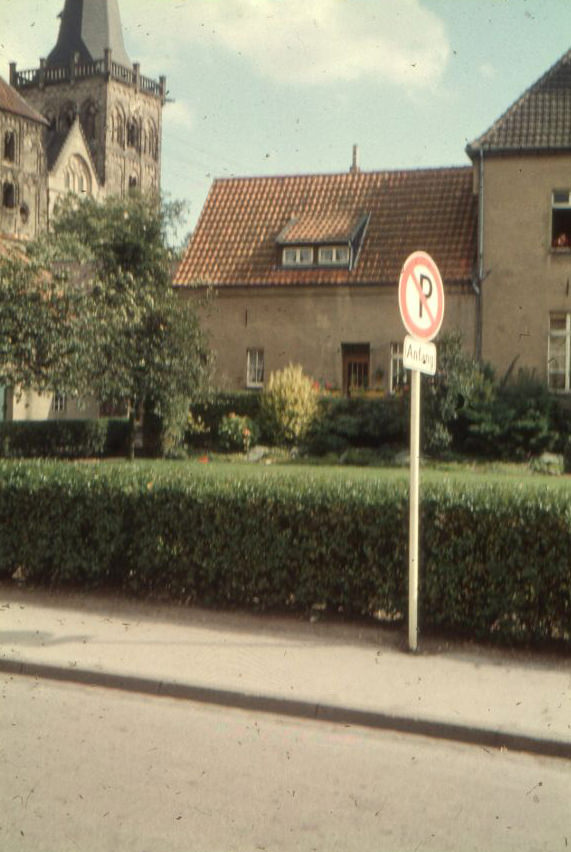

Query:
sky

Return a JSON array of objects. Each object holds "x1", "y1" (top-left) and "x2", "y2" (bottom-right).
[{"x1": 2, "y1": 0, "x2": 571, "y2": 238}]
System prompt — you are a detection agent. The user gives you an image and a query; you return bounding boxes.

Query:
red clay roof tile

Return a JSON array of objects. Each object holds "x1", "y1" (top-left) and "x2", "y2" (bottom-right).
[{"x1": 175, "y1": 167, "x2": 477, "y2": 289}]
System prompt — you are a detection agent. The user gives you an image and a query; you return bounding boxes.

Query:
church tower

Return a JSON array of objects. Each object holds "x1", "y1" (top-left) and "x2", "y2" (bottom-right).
[{"x1": 10, "y1": 0, "x2": 166, "y2": 203}]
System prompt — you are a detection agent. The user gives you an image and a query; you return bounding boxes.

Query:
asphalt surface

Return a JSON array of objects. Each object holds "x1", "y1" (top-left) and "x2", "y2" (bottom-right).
[{"x1": 0, "y1": 583, "x2": 570, "y2": 759}]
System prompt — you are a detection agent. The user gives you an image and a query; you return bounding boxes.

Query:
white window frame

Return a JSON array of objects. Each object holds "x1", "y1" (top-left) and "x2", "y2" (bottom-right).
[
  {"x1": 246, "y1": 348, "x2": 264, "y2": 389},
  {"x1": 282, "y1": 246, "x2": 313, "y2": 267},
  {"x1": 318, "y1": 245, "x2": 350, "y2": 266},
  {"x1": 548, "y1": 313, "x2": 571, "y2": 392},
  {"x1": 390, "y1": 342, "x2": 407, "y2": 394},
  {"x1": 51, "y1": 392, "x2": 67, "y2": 414},
  {"x1": 551, "y1": 190, "x2": 571, "y2": 248}
]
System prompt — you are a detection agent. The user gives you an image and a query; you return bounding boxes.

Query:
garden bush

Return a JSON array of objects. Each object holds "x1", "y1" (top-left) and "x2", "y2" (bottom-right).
[
  {"x1": 307, "y1": 396, "x2": 406, "y2": 454},
  {"x1": 187, "y1": 392, "x2": 261, "y2": 447},
  {"x1": 0, "y1": 419, "x2": 129, "y2": 459},
  {"x1": 217, "y1": 413, "x2": 260, "y2": 453},
  {"x1": 260, "y1": 364, "x2": 318, "y2": 445},
  {"x1": 0, "y1": 460, "x2": 568, "y2": 646},
  {"x1": 459, "y1": 371, "x2": 559, "y2": 459}
]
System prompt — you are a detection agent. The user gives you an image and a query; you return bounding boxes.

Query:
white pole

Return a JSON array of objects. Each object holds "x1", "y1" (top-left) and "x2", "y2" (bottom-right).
[{"x1": 408, "y1": 368, "x2": 421, "y2": 652}]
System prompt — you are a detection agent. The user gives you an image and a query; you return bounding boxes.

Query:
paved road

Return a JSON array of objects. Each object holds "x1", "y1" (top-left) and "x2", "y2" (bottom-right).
[{"x1": 2, "y1": 674, "x2": 569, "y2": 852}]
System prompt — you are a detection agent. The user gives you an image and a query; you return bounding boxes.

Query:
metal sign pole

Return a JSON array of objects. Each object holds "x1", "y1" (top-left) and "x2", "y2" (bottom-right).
[
  {"x1": 408, "y1": 368, "x2": 421, "y2": 652},
  {"x1": 398, "y1": 251, "x2": 445, "y2": 655}
]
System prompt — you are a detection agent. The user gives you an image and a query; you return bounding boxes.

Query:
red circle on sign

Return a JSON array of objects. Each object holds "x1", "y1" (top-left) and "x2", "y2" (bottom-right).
[{"x1": 398, "y1": 251, "x2": 445, "y2": 341}]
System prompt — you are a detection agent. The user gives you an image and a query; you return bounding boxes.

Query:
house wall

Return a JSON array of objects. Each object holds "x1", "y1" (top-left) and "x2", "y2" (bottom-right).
[
  {"x1": 479, "y1": 153, "x2": 571, "y2": 381},
  {"x1": 6, "y1": 389, "x2": 99, "y2": 421},
  {"x1": 184, "y1": 284, "x2": 476, "y2": 392}
]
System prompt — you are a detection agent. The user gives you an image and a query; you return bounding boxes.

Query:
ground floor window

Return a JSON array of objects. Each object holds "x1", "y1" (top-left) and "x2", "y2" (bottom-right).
[
  {"x1": 247, "y1": 348, "x2": 264, "y2": 388},
  {"x1": 548, "y1": 313, "x2": 571, "y2": 391},
  {"x1": 51, "y1": 392, "x2": 67, "y2": 414},
  {"x1": 390, "y1": 342, "x2": 407, "y2": 393},
  {"x1": 342, "y1": 343, "x2": 369, "y2": 396}
]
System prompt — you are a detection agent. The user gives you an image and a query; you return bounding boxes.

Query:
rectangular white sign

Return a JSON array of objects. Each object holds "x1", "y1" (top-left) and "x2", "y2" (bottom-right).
[{"x1": 403, "y1": 335, "x2": 437, "y2": 376}]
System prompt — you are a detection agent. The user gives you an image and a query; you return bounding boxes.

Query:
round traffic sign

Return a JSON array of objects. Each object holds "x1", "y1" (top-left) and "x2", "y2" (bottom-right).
[{"x1": 398, "y1": 251, "x2": 445, "y2": 341}]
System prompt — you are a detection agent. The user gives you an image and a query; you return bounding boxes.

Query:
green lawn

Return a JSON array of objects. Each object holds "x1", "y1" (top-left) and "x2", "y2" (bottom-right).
[{"x1": 99, "y1": 453, "x2": 571, "y2": 492}]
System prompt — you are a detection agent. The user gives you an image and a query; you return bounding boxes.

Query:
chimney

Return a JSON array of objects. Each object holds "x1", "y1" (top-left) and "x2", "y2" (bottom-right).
[{"x1": 350, "y1": 144, "x2": 360, "y2": 174}]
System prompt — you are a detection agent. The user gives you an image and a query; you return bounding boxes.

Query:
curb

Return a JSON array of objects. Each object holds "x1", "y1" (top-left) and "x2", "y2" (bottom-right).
[{"x1": 2, "y1": 658, "x2": 570, "y2": 761}]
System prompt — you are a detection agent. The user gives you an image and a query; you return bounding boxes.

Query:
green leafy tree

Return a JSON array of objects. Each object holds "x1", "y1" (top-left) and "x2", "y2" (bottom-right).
[
  {"x1": 0, "y1": 252, "x2": 85, "y2": 398},
  {"x1": 422, "y1": 331, "x2": 489, "y2": 455},
  {"x1": 26, "y1": 194, "x2": 212, "y2": 458}
]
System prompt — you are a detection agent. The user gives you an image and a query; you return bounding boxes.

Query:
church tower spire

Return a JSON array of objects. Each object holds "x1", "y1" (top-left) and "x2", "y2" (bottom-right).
[
  {"x1": 10, "y1": 0, "x2": 165, "y2": 205},
  {"x1": 47, "y1": 0, "x2": 131, "y2": 69}
]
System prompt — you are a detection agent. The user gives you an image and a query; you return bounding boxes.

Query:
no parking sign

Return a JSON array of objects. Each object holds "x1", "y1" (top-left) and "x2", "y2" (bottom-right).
[{"x1": 398, "y1": 251, "x2": 445, "y2": 342}]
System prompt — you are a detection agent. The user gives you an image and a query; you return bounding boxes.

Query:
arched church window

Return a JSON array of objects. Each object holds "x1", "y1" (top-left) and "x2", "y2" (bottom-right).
[
  {"x1": 128, "y1": 175, "x2": 138, "y2": 195},
  {"x1": 81, "y1": 101, "x2": 97, "y2": 140},
  {"x1": 145, "y1": 120, "x2": 158, "y2": 161},
  {"x1": 112, "y1": 107, "x2": 125, "y2": 147},
  {"x1": 4, "y1": 131, "x2": 16, "y2": 162},
  {"x1": 127, "y1": 118, "x2": 140, "y2": 151},
  {"x1": 2, "y1": 182, "x2": 16, "y2": 209},
  {"x1": 20, "y1": 203, "x2": 29, "y2": 225},
  {"x1": 59, "y1": 103, "x2": 76, "y2": 132}
]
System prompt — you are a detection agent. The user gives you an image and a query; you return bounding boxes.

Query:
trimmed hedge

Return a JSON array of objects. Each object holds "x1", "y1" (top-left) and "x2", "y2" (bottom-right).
[
  {"x1": 0, "y1": 461, "x2": 569, "y2": 646},
  {"x1": 0, "y1": 419, "x2": 130, "y2": 459}
]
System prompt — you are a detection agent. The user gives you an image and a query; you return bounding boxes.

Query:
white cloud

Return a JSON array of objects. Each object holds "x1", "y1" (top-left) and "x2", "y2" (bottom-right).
[{"x1": 123, "y1": 0, "x2": 450, "y2": 91}]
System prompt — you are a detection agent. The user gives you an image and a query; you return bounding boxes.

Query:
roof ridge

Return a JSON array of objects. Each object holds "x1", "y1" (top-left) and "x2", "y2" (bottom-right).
[
  {"x1": 211, "y1": 164, "x2": 471, "y2": 185},
  {"x1": 467, "y1": 47, "x2": 571, "y2": 154}
]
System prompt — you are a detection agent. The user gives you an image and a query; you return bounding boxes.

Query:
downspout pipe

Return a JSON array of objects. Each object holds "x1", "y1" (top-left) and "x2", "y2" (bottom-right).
[{"x1": 473, "y1": 145, "x2": 485, "y2": 361}]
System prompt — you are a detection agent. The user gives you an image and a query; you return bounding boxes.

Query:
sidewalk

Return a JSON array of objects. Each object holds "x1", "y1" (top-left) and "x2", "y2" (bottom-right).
[{"x1": 1, "y1": 583, "x2": 570, "y2": 759}]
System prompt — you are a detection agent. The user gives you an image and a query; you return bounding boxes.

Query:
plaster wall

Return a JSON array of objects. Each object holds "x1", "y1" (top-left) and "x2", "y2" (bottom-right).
[
  {"x1": 184, "y1": 284, "x2": 476, "y2": 392},
  {"x1": 479, "y1": 153, "x2": 571, "y2": 380},
  {"x1": 7, "y1": 389, "x2": 99, "y2": 422}
]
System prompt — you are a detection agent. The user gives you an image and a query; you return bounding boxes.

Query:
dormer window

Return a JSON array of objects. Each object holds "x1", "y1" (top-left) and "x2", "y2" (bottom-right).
[
  {"x1": 278, "y1": 212, "x2": 369, "y2": 271},
  {"x1": 283, "y1": 246, "x2": 313, "y2": 266},
  {"x1": 552, "y1": 190, "x2": 571, "y2": 248},
  {"x1": 318, "y1": 245, "x2": 350, "y2": 266}
]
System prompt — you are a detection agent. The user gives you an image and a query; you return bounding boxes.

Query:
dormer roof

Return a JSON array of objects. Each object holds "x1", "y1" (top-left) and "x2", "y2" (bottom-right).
[
  {"x1": 467, "y1": 48, "x2": 571, "y2": 156},
  {"x1": 46, "y1": 0, "x2": 131, "y2": 68},
  {"x1": 175, "y1": 167, "x2": 477, "y2": 289}
]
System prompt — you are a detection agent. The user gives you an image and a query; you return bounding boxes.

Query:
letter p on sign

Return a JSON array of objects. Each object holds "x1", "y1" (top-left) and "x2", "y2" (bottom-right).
[{"x1": 398, "y1": 251, "x2": 445, "y2": 341}]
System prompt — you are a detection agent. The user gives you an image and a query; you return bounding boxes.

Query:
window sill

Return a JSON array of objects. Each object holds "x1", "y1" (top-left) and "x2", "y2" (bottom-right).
[{"x1": 550, "y1": 247, "x2": 571, "y2": 254}]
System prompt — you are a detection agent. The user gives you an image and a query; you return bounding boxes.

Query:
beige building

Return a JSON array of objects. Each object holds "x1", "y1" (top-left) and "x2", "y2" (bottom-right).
[
  {"x1": 177, "y1": 49, "x2": 571, "y2": 400},
  {"x1": 175, "y1": 164, "x2": 477, "y2": 395},
  {"x1": 1, "y1": 0, "x2": 165, "y2": 422},
  {"x1": 467, "y1": 48, "x2": 571, "y2": 392}
]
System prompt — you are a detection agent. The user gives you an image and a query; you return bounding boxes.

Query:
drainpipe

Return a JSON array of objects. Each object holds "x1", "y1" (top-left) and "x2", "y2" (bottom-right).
[{"x1": 473, "y1": 145, "x2": 485, "y2": 361}]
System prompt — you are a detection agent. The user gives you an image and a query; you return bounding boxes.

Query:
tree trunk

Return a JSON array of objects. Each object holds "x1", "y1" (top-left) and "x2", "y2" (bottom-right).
[{"x1": 127, "y1": 409, "x2": 136, "y2": 461}]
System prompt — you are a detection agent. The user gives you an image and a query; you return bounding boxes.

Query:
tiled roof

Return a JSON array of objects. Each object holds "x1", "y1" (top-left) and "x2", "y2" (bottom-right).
[
  {"x1": 468, "y1": 48, "x2": 571, "y2": 154},
  {"x1": 175, "y1": 167, "x2": 477, "y2": 288},
  {"x1": 0, "y1": 75, "x2": 47, "y2": 125}
]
